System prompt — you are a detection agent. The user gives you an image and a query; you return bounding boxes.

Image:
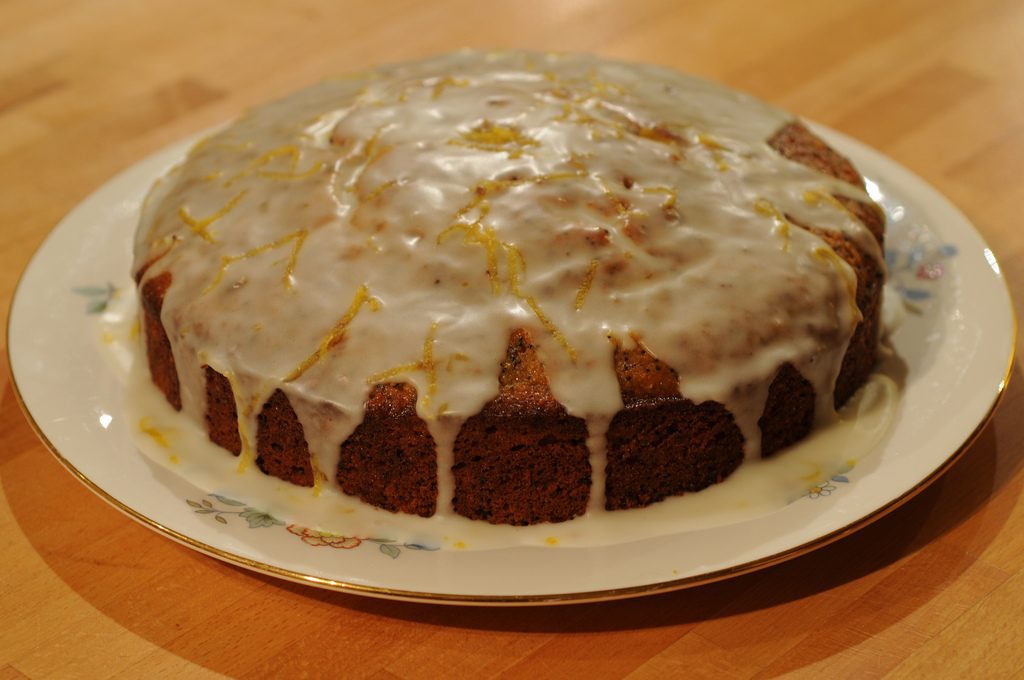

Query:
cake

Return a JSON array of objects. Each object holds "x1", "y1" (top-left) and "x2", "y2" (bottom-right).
[{"x1": 133, "y1": 50, "x2": 885, "y2": 526}]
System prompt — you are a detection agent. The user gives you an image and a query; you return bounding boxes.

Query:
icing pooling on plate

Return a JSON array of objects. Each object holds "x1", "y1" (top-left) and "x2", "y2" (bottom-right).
[
  {"x1": 122, "y1": 344, "x2": 900, "y2": 549},
  {"x1": 133, "y1": 50, "x2": 879, "y2": 511}
]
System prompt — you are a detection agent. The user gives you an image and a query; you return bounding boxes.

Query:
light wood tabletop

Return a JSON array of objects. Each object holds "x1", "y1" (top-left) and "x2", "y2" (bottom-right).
[{"x1": 2, "y1": 0, "x2": 1023, "y2": 677}]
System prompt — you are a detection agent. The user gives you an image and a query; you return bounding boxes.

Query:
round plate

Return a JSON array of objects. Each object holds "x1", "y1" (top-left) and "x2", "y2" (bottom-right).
[{"x1": 8, "y1": 125, "x2": 1015, "y2": 605}]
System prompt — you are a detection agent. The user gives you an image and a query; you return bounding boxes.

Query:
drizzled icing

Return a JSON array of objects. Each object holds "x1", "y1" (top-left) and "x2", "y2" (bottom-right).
[{"x1": 133, "y1": 50, "x2": 879, "y2": 511}]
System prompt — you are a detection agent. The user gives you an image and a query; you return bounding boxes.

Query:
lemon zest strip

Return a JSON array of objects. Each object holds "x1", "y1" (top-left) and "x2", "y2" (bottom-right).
[
  {"x1": 365, "y1": 322, "x2": 441, "y2": 411},
  {"x1": 204, "y1": 229, "x2": 309, "y2": 294},
  {"x1": 574, "y1": 259, "x2": 600, "y2": 311},
  {"x1": 178, "y1": 190, "x2": 248, "y2": 243},
  {"x1": 139, "y1": 418, "x2": 171, "y2": 448},
  {"x1": 506, "y1": 244, "x2": 577, "y2": 360},
  {"x1": 285, "y1": 284, "x2": 380, "y2": 382},
  {"x1": 754, "y1": 198, "x2": 791, "y2": 252}
]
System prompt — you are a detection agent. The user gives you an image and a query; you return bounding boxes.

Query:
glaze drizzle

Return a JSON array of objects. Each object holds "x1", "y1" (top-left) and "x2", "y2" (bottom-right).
[{"x1": 134, "y1": 50, "x2": 879, "y2": 512}]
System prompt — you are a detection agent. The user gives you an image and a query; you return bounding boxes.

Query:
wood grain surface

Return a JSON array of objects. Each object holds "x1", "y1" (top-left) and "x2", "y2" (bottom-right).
[{"x1": 2, "y1": 1, "x2": 1023, "y2": 677}]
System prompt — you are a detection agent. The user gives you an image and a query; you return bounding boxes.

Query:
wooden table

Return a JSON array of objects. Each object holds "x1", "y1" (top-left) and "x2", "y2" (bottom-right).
[{"x1": 2, "y1": 1, "x2": 1022, "y2": 677}]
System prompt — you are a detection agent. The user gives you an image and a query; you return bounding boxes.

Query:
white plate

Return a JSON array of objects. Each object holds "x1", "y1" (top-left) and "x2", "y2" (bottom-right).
[{"x1": 8, "y1": 126, "x2": 1015, "y2": 605}]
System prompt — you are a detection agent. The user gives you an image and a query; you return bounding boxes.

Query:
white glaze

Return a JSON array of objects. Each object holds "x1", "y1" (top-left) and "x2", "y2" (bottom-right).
[{"x1": 133, "y1": 50, "x2": 881, "y2": 517}]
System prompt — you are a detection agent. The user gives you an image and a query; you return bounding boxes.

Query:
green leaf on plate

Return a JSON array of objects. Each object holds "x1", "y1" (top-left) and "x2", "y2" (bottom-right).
[
  {"x1": 211, "y1": 494, "x2": 246, "y2": 507},
  {"x1": 241, "y1": 510, "x2": 283, "y2": 528}
]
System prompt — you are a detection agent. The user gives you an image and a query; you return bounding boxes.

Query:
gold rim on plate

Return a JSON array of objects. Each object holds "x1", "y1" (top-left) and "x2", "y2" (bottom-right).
[{"x1": 5, "y1": 124, "x2": 1017, "y2": 605}]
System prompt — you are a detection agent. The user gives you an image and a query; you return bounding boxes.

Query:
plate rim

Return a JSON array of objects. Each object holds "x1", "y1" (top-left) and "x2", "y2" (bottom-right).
[
  {"x1": 8, "y1": 374, "x2": 1010, "y2": 605},
  {"x1": 6, "y1": 124, "x2": 1017, "y2": 606}
]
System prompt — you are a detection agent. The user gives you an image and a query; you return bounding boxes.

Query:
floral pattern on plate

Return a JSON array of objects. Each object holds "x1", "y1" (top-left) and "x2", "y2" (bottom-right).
[{"x1": 187, "y1": 494, "x2": 438, "y2": 559}]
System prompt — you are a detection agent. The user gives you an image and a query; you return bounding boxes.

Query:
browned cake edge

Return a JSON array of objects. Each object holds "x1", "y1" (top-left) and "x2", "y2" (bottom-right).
[
  {"x1": 255, "y1": 389, "x2": 314, "y2": 487},
  {"x1": 204, "y1": 366, "x2": 242, "y2": 455},
  {"x1": 139, "y1": 270, "x2": 181, "y2": 411},
  {"x1": 604, "y1": 343, "x2": 746, "y2": 510},
  {"x1": 451, "y1": 328, "x2": 591, "y2": 525},
  {"x1": 337, "y1": 383, "x2": 438, "y2": 517},
  {"x1": 769, "y1": 120, "x2": 884, "y2": 408}
]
